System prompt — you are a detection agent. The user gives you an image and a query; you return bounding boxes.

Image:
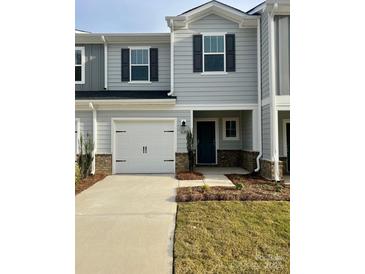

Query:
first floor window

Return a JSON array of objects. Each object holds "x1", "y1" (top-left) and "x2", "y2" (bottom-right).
[
  {"x1": 75, "y1": 47, "x2": 85, "y2": 84},
  {"x1": 203, "y1": 35, "x2": 225, "y2": 72},
  {"x1": 131, "y1": 48, "x2": 149, "y2": 81},
  {"x1": 223, "y1": 118, "x2": 239, "y2": 140}
]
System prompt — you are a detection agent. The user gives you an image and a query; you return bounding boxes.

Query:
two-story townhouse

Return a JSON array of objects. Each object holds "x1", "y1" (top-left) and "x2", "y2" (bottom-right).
[{"x1": 75, "y1": 0, "x2": 290, "y2": 181}]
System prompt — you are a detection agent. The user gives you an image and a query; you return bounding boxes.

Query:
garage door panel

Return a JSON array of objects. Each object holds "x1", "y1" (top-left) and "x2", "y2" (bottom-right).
[{"x1": 114, "y1": 120, "x2": 175, "y2": 174}]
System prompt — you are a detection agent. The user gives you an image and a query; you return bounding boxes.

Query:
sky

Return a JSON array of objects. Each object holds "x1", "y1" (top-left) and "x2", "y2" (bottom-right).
[{"x1": 75, "y1": 0, "x2": 263, "y2": 33}]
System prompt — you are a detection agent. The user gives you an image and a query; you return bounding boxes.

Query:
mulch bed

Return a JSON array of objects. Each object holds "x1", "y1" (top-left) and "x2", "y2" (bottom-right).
[
  {"x1": 176, "y1": 171, "x2": 204, "y2": 180},
  {"x1": 176, "y1": 173, "x2": 289, "y2": 202},
  {"x1": 75, "y1": 174, "x2": 107, "y2": 195}
]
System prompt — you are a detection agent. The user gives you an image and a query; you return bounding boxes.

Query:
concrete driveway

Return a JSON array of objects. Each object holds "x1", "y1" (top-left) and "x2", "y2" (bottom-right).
[{"x1": 76, "y1": 175, "x2": 178, "y2": 274}]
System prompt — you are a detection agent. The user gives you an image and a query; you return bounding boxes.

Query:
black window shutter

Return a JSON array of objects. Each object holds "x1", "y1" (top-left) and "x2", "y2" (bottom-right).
[
  {"x1": 150, "y1": 48, "x2": 158, "y2": 81},
  {"x1": 225, "y1": 34, "x2": 236, "y2": 72},
  {"x1": 121, "y1": 48, "x2": 130, "y2": 82},
  {"x1": 193, "y1": 35, "x2": 203, "y2": 72}
]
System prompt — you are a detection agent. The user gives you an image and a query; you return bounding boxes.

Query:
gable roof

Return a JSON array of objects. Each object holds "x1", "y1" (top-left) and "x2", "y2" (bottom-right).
[
  {"x1": 246, "y1": 2, "x2": 265, "y2": 15},
  {"x1": 166, "y1": 0, "x2": 258, "y2": 29},
  {"x1": 180, "y1": 0, "x2": 248, "y2": 16}
]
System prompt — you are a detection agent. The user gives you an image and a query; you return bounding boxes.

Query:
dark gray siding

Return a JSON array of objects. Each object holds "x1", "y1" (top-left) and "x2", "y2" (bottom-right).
[
  {"x1": 76, "y1": 44, "x2": 105, "y2": 91},
  {"x1": 261, "y1": 12, "x2": 270, "y2": 99},
  {"x1": 174, "y1": 14, "x2": 258, "y2": 104},
  {"x1": 261, "y1": 104, "x2": 271, "y2": 160}
]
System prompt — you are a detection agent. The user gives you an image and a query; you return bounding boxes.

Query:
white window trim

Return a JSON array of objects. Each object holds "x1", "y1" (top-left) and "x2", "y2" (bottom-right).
[
  {"x1": 129, "y1": 47, "x2": 150, "y2": 83},
  {"x1": 75, "y1": 47, "x2": 85, "y2": 84},
  {"x1": 202, "y1": 32, "x2": 226, "y2": 73},
  {"x1": 282, "y1": 119, "x2": 290, "y2": 157},
  {"x1": 222, "y1": 117, "x2": 240, "y2": 141}
]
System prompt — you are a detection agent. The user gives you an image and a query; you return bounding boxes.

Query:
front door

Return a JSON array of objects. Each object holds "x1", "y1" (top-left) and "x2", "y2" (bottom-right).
[
  {"x1": 197, "y1": 121, "x2": 216, "y2": 164},
  {"x1": 286, "y1": 123, "x2": 290, "y2": 172}
]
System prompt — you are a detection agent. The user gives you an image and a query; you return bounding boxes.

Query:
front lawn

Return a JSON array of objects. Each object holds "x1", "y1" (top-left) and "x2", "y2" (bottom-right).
[{"x1": 174, "y1": 201, "x2": 290, "y2": 273}]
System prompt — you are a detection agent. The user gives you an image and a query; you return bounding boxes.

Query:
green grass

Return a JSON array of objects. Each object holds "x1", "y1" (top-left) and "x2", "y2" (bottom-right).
[{"x1": 174, "y1": 201, "x2": 290, "y2": 274}]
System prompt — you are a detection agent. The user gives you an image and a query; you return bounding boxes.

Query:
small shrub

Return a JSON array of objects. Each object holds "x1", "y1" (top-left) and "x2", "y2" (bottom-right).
[
  {"x1": 235, "y1": 183, "x2": 243, "y2": 190},
  {"x1": 186, "y1": 129, "x2": 194, "y2": 172},
  {"x1": 201, "y1": 184, "x2": 210, "y2": 192},
  {"x1": 77, "y1": 133, "x2": 94, "y2": 179},
  {"x1": 275, "y1": 182, "x2": 282, "y2": 192},
  {"x1": 75, "y1": 163, "x2": 81, "y2": 185}
]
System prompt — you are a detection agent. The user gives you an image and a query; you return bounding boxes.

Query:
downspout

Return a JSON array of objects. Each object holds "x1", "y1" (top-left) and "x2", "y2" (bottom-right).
[
  {"x1": 255, "y1": 17, "x2": 262, "y2": 173},
  {"x1": 168, "y1": 19, "x2": 174, "y2": 96},
  {"x1": 101, "y1": 35, "x2": 108, "y2": 90},
  {"x1": 89, "y1": 102, "x2": 97, "y2": 175}
]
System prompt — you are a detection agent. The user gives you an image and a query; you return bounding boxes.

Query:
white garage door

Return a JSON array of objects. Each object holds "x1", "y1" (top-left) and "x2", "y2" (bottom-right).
[{"x1": 114, "y1": 119, "x2": 175, "y2": 174}]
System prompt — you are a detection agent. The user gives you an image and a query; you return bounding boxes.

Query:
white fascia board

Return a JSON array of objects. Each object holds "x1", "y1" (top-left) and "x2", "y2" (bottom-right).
[
  {"x1": 275, "y1": 95, "x2": 290, "y2": 109},
  {"x1": 75, "y1": 99, "x2": 176, "y2": 109},
  {"x1": 175, "y1": 104, "x2": 258, "y2": 110}
]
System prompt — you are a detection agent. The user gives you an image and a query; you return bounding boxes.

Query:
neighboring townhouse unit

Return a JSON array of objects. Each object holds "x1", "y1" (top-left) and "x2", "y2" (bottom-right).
[
  {"x1": 75, "y1": 0, "x2": 290, "y2": 181},
  {"x1": 248, "y1": 0, "x2": 290, "y2": 180}
]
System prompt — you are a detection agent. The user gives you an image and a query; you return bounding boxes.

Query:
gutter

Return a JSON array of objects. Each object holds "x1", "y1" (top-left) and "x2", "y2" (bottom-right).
[
  {"x1": 168, "y1": 19, "x2": 174, "y2": 96},
  {"x1": 101, "y1": 35, "x2": 108, "y2": 90},
  {"x1": 89, "y1": 102, "x2": 97, "y2": 175},
  {"x1": 255, "y1": 17, "x2": 262, "y2": 173}
]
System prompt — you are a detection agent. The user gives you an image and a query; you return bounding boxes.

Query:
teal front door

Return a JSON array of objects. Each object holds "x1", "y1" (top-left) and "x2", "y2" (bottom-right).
[{"x1": 197, "y1": 121, "x2": 216, "y2": 164}]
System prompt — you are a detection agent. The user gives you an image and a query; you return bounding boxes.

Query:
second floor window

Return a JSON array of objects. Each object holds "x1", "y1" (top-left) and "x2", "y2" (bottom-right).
[
  {"x1": 130, "y1": 48, "x2": 149, "y2": 81},
  {"x1": 75, "y1": 47, "x2": 85, "y2": 84},
  {"x1": 203, "y1": 35, "x2": 225, "y2": 72}
]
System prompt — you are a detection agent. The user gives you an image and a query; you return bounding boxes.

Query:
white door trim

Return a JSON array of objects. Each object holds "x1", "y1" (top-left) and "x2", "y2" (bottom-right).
[
  {"x1": 282, "y1": 119, "x2": 290, "y2": 157},
  {"x1": 194, "y1": 118, "x2": 219, "y2": 165},
  {"x1": 111, "y1": 117, "x2": 177, "y2": 174},
  {"x1": 75, "y1": 118, "x2": 80, "y2": 155}
]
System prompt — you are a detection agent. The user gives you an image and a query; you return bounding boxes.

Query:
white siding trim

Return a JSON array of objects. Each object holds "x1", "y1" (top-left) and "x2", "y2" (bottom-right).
[
  {"x1": 222, "y1": 117, "x2": 240, "y2": 141},
  {"x1": 269, "y1": 13, "x2": 280, "y2": 181},
  {"x1": 194, "y1": 118, "x2": 219, "y2": 165},
  {"x1": 111, "y1": 118, "x2": 177, "y2": 174}
]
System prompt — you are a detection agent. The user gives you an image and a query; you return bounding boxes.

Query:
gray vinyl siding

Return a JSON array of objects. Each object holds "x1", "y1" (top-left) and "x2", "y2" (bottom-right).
[
  {"x1": 107, "y1": 43, "x2": 170, "y2": 90},
  {"x1": 194, "y1": 110, "x2": 253, "y2": 150},
  {"x1": 76, "y1": 111, "x2": 93, "y2": 138},
  {"x1": 275, "y1": 15, "x2": 290, "y2": 95},
  {"x1": 96, "y1": 110, "x2": 190, "y2": 154},
  {"x1": 174, "y1": 14, "x2": 258, "y2": 104},
  {"x1": 76, "y1": 44, "x2": 104, "y2": 91},
  {"x1": 278, "y1": 111, "x2": 290, "y2": 156},
  {"x1": 261, "y1": 104, "x2": 271, "y2": 160},
  {"x1": 241, "y1": 110, "x2": 253, "y2": 150},
  {"x1": 261, "y1": 12, "x2": 270, "y2": 99}
]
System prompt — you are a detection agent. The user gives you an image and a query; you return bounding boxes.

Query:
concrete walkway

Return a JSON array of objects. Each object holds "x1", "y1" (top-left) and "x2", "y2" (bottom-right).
[
  {"x1": 178, "y1": 167, "x2": 249, "y2": 187},
  {"x1": 76, "y1": 175, "x2": 178, "y2": 274}
]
